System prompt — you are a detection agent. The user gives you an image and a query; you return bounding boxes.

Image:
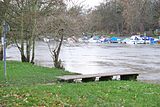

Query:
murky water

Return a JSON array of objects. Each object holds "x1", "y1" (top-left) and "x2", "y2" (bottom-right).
[{"x1": 6, "y1": 41, "x2": 160, "y2": 83}]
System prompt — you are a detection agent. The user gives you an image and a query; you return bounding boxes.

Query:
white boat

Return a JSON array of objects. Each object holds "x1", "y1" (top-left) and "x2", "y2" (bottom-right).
[
  {"x1": 88, "y1": 38, "x2": 98, "y2": 43},
  {"x1": 126, "y1": 35, "x2": 145, "y2": 44},
  {"x1": 121, "y1": 38, "x2": 130, "y2": 44},
  {"x1": 67, "y1": 37, "x2": 76, "y2": 44},
  {"x1": 88, "y1": 37, "x2": 99, "y2": 43}
]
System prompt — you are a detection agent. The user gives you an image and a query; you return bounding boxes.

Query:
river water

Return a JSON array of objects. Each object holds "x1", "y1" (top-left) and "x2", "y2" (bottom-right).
[{"x1": 6, "y1": 41, "x2": 160, "y2": 83}]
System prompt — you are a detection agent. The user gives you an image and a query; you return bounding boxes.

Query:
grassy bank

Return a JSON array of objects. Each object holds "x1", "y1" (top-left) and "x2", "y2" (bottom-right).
[
  {"x1": 0, "y1": 61, "x2": 160, "y2": 107},
  {"x1": 0, "y1": 61, "x2": 72, "y2": 86}
]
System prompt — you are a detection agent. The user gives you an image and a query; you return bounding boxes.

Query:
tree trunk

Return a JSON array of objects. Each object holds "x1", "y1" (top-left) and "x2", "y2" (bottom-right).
[
  {"x1": 31, "y1": 37, "x2": 35, "y2": 64},
  {"x1": 116, "y1": 23, "x2": 120, "y2": 34},
  {"x1": 26, "y1": 40, "x2": 31, "y2": 62},
  {"x1": 53, "y1": 30, "x2": 64, "y2": 69},
  {"x1": 30, "y1": 1, "x2": 38, "y2": 64},
  {"x1": 21, "y1": 53, "x2": 27, "y2": 62},
  {"x1": 20, "y1": 11, "x2": 28, "y2": 62},
  {"x1": 140, "y1": 23, "x2": 144, "y2": 33}
]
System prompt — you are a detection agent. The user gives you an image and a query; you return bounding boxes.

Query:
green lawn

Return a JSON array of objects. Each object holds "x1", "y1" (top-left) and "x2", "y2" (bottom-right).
[
  {"x1": 0, "y1": 61, "x2": 160, "y2": 107},
  {"x1": 0, "y1": 61, "x2": 72, "y2": 86}
]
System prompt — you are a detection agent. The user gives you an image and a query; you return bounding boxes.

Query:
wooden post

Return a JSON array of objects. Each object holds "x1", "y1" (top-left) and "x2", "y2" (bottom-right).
[
  {"x1": 120, "y1": 74, "x2": 138, "y2": 81},
  {"x1": 99, "y1": 76, "x2": 113, "y2": 81},
  {"x1": 82, "y1": 77, "x2": 96, "y2": 82},
  {"x1": 59, "y1": 79, "x2": 74, "y2": 83}
]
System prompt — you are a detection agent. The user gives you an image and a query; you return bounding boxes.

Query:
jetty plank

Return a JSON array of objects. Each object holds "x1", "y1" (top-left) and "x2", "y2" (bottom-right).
[{"x1": 57, "y1": 72, "x2": 140, "y2": 82}]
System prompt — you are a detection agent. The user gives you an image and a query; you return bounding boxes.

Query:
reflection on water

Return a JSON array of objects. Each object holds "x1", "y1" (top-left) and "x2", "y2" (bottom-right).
[{"x1": 6, "y1": 41, "x2": 160, "y2": 83}]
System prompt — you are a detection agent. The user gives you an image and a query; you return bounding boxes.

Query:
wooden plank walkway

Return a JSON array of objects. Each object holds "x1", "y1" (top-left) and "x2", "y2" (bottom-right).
[{"x1": 57, "y1": 72, "x2": 140, "y2": 82}]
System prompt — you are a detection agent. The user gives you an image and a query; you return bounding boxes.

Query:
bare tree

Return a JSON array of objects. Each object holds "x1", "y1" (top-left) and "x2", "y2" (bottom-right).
[
  {"x1": 3, "y1": 0, "x2": 65, "y2": 63},
  {"x1": 0, "y1": 0, "x2": 12, "y2": 61},
  {"x1": 40, "y1": 5, "x2": 84, "y2": 69}
]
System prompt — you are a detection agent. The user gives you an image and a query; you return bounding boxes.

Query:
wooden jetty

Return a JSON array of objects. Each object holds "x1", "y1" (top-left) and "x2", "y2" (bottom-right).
[{"x1": 57, "y1": 72, "x2": 140, "y2": 83}]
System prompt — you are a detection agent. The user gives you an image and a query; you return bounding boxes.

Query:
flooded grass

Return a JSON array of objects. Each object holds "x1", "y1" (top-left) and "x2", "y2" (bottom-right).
[{"x1": 0, "y1": 61, "x2": 160, "y2": 106}]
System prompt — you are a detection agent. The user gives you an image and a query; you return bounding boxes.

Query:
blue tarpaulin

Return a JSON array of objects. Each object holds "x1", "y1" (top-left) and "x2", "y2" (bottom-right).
[{"x1": 110, "y1": 37, "x2": 120, "y2": 42}]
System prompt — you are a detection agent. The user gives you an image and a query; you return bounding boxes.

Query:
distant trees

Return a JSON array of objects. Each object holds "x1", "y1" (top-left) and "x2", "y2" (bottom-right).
[
  {"x1": 121, "y1": 0, "x2": 155, "y2": 33},
  {"x1": 86, "y1": 0, "x2": 124, "y2": 34},
  {"x1": 86, "y1": 0, "x2": 160, "y2": 35},
  {"x1": 153, "y1": 0, "x2": 160, "y2": 28}
]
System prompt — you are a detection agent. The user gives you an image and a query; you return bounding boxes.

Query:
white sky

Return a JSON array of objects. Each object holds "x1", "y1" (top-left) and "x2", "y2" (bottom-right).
[
  {"x1": 0, "y1": 0, "x2": 104, "y2": 9},
  {"x1": 66, "y1": 0, "x2": 104, "y2": 9}
]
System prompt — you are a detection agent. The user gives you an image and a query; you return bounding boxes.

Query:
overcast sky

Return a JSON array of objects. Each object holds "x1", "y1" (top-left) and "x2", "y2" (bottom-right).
[
  {"x1": 67, "y1": 0, "x2": 104, "y2": 9},
  {"x1": 81, "y1": 0, "x2": 104, "y2": 7},
  {"x1": 0, "y1": 0, "x2": 104, "y2": 9}
]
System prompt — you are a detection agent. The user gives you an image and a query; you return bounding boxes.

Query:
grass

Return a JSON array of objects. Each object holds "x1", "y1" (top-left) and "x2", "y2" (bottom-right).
[
  {"x1": 0, "y1": 61, "x2": 72, "y2": 86},
  {"x1": 0, "y1": 61, "x2": 160, "y2": 107}
]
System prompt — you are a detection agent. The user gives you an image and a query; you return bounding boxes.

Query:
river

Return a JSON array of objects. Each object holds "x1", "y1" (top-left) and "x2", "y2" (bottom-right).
[{"x1": 6, "y1": 41, "x2": 160, "y2": 84}]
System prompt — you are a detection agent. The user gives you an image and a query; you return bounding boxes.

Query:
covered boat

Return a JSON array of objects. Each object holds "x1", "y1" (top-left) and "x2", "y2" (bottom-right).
[{"x1": 110, "y1": 37, "x2": 121, "y2": 43}]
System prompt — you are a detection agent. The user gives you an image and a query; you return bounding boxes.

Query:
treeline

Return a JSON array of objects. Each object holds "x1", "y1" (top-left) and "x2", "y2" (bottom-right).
[{"x1": 86, "y1": 0, "x2": 160, "y2": 35}]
